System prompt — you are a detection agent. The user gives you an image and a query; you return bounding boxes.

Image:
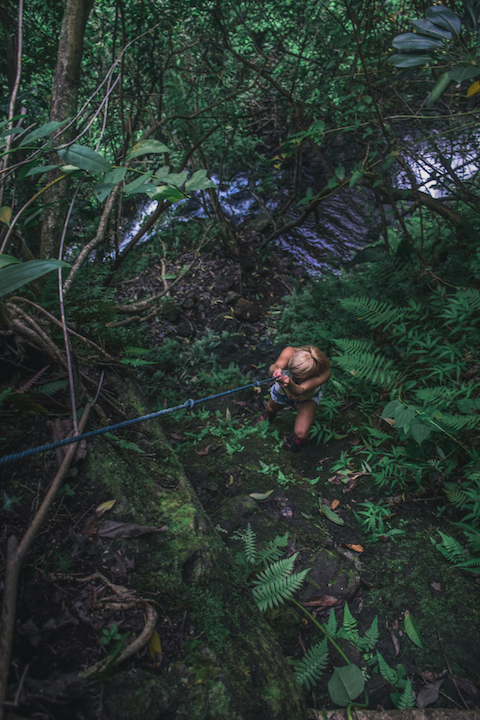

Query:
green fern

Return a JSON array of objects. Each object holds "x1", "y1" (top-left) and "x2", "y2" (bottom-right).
[
  {"x1": 333, "y1": 341, "x2": 400, "y2": 389},
  {"x1": 436, "y1": 413, "x2": 478, "y2": 432},
  {"x1": 376, "y1": 651, "x2": 406, "y2": 689},
  {"x1": 337, "y1": 603, "x2": 359, "y2": 643},
  {"x1": 258, "y1": 533, "x2": 288, "y2": 565},
  {"x1": 104, "y1": 432, "x2": 145, "y2": 453},
  {"x1": 326, "y1": 608, "x2": 337, "y2": 637},
  {"x1": 293, "y1": 638, "x2": 328, "y2": 689},
  {"x1": 252, "y1": 554, "x2": 309, "y2": 612},
  {"x1": 338, "y1": 297, "x2": 411, "y2": 330},
  {"x1": 36, "y1": 380, "x2": 68, "y2": 396},
  {"x1": 432, "y1": 531, "x2": 466, "y2": 564},
  {"x1": 454, "y1": 557, "x2": 480, "y2": 574},
  {"x1": 356, "y1": 616, "x2": 379, "y2": 652},
  {"x1": 444, "y1": 484, "x2": 469, "y2": 508},
  {"x1": 396, "y1": 679, "x2": 416, "y2": 709},
  {"x1": 244, "y1": 524, "x2": 258, "y2": 564}
]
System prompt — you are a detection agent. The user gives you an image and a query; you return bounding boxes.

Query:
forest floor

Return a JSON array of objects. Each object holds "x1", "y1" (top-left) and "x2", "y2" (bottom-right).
[{"x1": 1, "y1": 230, "x2": 480, "y2": 718}]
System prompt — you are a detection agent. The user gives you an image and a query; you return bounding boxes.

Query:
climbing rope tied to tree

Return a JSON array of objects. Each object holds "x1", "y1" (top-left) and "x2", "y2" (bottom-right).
[{"x1": 0, "y1": 378, "x2": 273, "y2": 466}]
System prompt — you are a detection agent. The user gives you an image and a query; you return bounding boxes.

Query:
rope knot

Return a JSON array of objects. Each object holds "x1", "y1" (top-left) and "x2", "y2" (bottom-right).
[{"x1": 185, "y1": 398, "x2": 195, "y2": 410}]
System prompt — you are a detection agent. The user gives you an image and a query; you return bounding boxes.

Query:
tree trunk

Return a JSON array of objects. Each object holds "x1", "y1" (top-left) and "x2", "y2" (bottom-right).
[{"x1": 39, "y1": 0, "x2": 95, "y2": 260}]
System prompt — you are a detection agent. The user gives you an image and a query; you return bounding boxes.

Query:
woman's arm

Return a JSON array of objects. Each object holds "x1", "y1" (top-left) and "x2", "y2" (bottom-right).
[
  {"x1": 269, "y1": 346, "x2": 297, "y2": 377},
  {"x1": 281, "y1": 369, "x2": 331, "y2": 397}
]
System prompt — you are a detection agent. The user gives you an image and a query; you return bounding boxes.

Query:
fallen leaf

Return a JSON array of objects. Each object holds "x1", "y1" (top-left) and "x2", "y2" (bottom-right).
[
  {"x1": 404, "y1": 611, "x2": 424, "y2": 649},
  {"x1": 343, "y1": 544, "x2": 364, "y2": 553},
  {"x1": 97, "y1": 521, "x2": 168, "y2": 539},
  {"x1": 232, "y1": 400, "x2": 247, "y2": 407},
  {"x1": 453, "y1": 675, "x2": 480, "y2": 703},
  {"x1": 303, "y1": 595, "x2": 339, "y2": 609},
  {"x1": 197, "y1": 445, "x2": 211, "y2": 456},
  {"x1": 321, "y1": 503, "x2": 345, "y2": 525},
  {"x1": 169, "y1": 432, "x2": 184, "y2": 441},
  {"x1": 416, "y1": 679, "x2": 444, "y2": 709},
  {"x1": 148, "y1": 629, "x2": 163, "y2": 667},
  {"x1": 383, "y1": 417, "x2": 395, "y2": 426},
  {"x1": 331, "y1": 499, "x2": 340, "y2": 510},
  {"x1": 344, "y1": 476, "x2": 359, "y2": 492},
  {"x1": 431, "y1": 581, "x2": 442, "y2": 592},
  {"x1": 249, "y1": 490, "x2": 274, "y2": 501},
  {"x1": 390, "y1": 630, "x2": 401, "y2": 656},
  {"x1": 95, "y1": 499, "x2": 116, "y2": 517}
]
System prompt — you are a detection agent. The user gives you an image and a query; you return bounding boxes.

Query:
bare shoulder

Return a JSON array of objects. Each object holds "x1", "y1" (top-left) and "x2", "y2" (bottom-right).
[{"x1": 277, "y1": 346, "x2": 297, "y2": 363}]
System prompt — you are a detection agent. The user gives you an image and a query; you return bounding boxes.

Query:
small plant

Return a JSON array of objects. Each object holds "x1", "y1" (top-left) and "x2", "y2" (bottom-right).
[
  {"x1": 353, "y1": 501, "x2": 405, "y2": 542},
  {"x1": 2, "y1": 492, "x2": 21, "y2": 512},
  {"x1": 58, "y1": 483, "x2": 75, "y2": 497},
  {"x1": 100, "y1": 623, "x2": 124, "y2": 646},
  {"x1": 53, "y1": 548, "x2": 73, "y2": 575}
]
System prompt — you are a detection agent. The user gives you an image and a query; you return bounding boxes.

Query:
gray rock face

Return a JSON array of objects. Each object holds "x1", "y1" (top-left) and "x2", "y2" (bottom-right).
[{"x1": 299, "y1": 547, "x2": 361, "y2": 603}]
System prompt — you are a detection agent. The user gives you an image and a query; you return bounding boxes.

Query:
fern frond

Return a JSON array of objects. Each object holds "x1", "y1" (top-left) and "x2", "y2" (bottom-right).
[
  {"x1": 332, "y1": 337, "x2": 376, "y2": 355},
  {"x1": 18, "y1": 365, "x2": 50, "y2": 394},
  {"x1": 333, "y1": 343, "x2": 400, "y2": 389},
  {"x1": 244, "y1": 524, "x2": 258, "y2": 564},
  {"x1": 36, "y1": 380, "x2": 68, "y2": 396},
  {"x1": 124, "y1": 346, "x2": 150, "y2": 356},
  {"x1": 435, "y1": 531, "x2": 466, "y2": 563},
  {"x1": 258, "y1": 533, "x2": 288, "y2": 565},
  {"x1": 338, "y1": 297, "x2": 411, "y2": 330},
  {"x1": 436, "y1": 413, "x2": 478, "y2": 432},
  {"x1": 376, "y1": 651, "x2": 399, "y2": 686},
  {"x1": 326, "y1": 609, "x2": 337, "y2": 638},
  {"x1": 454, "y1": 557, "x2": 480, "y2": 573},
  {"x1": 294, "y1": 638, "x2": 328, "y2": 689},
  {"x1": 444, "y1": 484, "x2": 469, "y2": 508},
  {"x1": 337, "y1": 602, "x2": 359, "y2": 643},
  {"x1": 252, "y1": 554, "x2": 309, "y2": 611},
  {"x1": 397, "y1": 679, "x2": 416, "y2": 710},
  {"x1": 413, "y1": 386, "x2": 452, "y2": 404},
  {"x1": 357, "y1": 616, "x2": 379, "y2": 651}
]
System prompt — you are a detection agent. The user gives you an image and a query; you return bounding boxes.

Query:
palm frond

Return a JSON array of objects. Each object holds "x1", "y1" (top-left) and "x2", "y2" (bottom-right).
[{"x1": 293, "y1": 638, "x2": 328, "y2": 689}]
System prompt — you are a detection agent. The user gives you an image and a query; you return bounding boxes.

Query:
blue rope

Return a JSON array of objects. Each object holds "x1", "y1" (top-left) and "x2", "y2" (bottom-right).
[{"x1": 0, "y1": 378, "x2": 272, "y2": 466}]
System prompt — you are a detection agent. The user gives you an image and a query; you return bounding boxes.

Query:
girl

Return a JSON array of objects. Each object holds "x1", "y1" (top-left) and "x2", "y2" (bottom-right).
[{"x1": 259, "y1": 345, "x2": 331, "y2": 451}]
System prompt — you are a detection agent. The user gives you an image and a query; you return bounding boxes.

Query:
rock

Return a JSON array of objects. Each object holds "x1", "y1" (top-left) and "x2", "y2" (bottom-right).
[
  {"x1": 214, "y1": 273, "x2": 235, "y2": 292},
  {"x1": 183, "y1": 296, "x2": 196, "y2": 310},
  {"x1": 300, "y1": 547, "x2": 361, "y2": 603},
  {"x1": 176, "y1": 321, "x2": 193, "y2": 337},
  {"x1": 212, "y1": 312, "x2": 237, "y2": 333},
  {"x1": 234, "y1": 298, "x2": 260, "y2": 322},
  {"x1": 161, "y1": 300, "x2": 179, "y2": 323},
  {"x1": 225, "y1": 290, "x2": 241, "y2": 305}
]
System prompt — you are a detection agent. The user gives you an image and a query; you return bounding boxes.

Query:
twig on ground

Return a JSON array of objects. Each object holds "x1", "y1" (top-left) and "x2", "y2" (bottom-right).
[{"x1": 437, "y1": 626, "x2": 469, "y2": 710}]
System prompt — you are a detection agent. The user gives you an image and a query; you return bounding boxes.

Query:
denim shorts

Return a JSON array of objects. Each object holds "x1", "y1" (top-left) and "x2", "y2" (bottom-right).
[{"x1": 270, "y1": 382, "x2": 323, "y2": 408}]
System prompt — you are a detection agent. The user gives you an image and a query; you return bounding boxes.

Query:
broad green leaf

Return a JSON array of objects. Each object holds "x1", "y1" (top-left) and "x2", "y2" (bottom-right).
[
  {"x1": 0, "y1": 259, "x2": 70, "y2": 297},
  {"x1": 335, "y1": 166, "x2": 345, "y2": 181},
  {"x1": 411, "y1": 19, "x2": 452, "y2": 40},
  {"x1": 147, "y1": 185, "x2": 184, "y2": 202},
  {"x1": 381, "y1": 400, "x2": 402, "y2": 418},
  {"x1": 410, "y1": 421, "x2": 431, "y2": 445},
  {"x1": 427, "y1": 72, "x2": 452, "y2": 106},
  {"x1": 161, "y1": 171, "x2": 188, "y2": 188},
  {"x1": 448, "y1": 67, "x2": 480, "y2": 83},
  {"x1": 155, "y1": 165, "x2": 171, "y2": 179},
  {"x1": 0, "y1": 254, "x2": 21, "y2": 268},
  {"x1": 349, "y1": 170, "x2": 363, "y2": 188},
  {"x1": 93, "y1": 183, "x2": 117, "y2": 202},
  {"x1": 0, "y1": 206, "x2": 12, "y2": 226},
  {"x1": 19, "y1": 119, "x2": 70, "y2": 147},
  {"x1": 392, "y1": 33, "x2": 445, "y2": 52},
  {"x1": 249, "y1": 490, "x2": 274, "y2": 500},
  {"x1": 426, "y1": 6, "x2": 461, "y2": 36},
  {"x1": 123, "y1": 171, "x2": 153, "y2": 195},
  {"x1": 321, "y1": 503, "x2": 345, "y2": 525},
  {"x1": 389, "y1": 53, "x2": 432, "y2": 68},
  {"x1": 185, "y1": 169, "x2": 217, "y2": 192},
  {"x1": 126, "y1": 139, "x2": 170, "y2": 161},
  {"x1": 104, "y1": 167, "x2": 127, "y2": 184},
  {"x1": 57, "y1": 144, "x2": 111, "y2": 173},
  {"x1": 328, "y1": 664, "x2": 364, "y2": 706},
  {"x1": 404, "y1": 611, "x2": 423, "y2": 648},
  {"x1": 394, "y1": 405, "x2": 416, "y2": 429},
  {"x1": 25, "y1": 164, "x2": 59, "y2": 177}
]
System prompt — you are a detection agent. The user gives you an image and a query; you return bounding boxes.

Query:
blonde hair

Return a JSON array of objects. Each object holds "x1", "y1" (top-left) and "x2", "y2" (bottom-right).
[{"x1": 287, "y1": 345, "x2": 330, "y2": 381}]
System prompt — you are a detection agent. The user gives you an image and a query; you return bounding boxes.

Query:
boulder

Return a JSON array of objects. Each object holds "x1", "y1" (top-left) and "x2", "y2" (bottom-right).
[{"x1": 234, "y1": 298, "x2": 260, "y2": 322}]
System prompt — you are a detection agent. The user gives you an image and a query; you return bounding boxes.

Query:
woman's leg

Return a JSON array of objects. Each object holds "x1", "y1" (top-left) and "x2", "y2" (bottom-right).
[
  {"x1": 265, "y1": 398, "x2": 283, "y2": 419},
  {"x1": 294, "y1": 400, "x2": 317, "y2": 440}
]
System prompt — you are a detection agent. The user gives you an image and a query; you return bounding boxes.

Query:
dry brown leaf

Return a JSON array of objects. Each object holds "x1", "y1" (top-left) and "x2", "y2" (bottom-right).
[
  {"x1": 390, "y1": 630, "x2": 400, "y2": 655},
  {"x1": 196, "y1": 445, "x2": 211, "y2": 456},
  {"x1": 302, "y1": 595, "x2": 339, "y2": 609},
  {"x1": 97, "y1": 521, "x2": 168, "y2": 539},
  {"x1": 95, "y1": 499, "x2": 116, "y2": 517},
  {"x1": 331, "y1": 499, "x2": 340, "y2": 510},
  {"x1": 343, "y1": 543, "x2": 364, "y2": 553},
  {"x1": 453, "y1": 675, "x2": 480, "y2": 702},
  {"x1": 431, "y1": 581, "x2": 442, "y2": 592}
]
